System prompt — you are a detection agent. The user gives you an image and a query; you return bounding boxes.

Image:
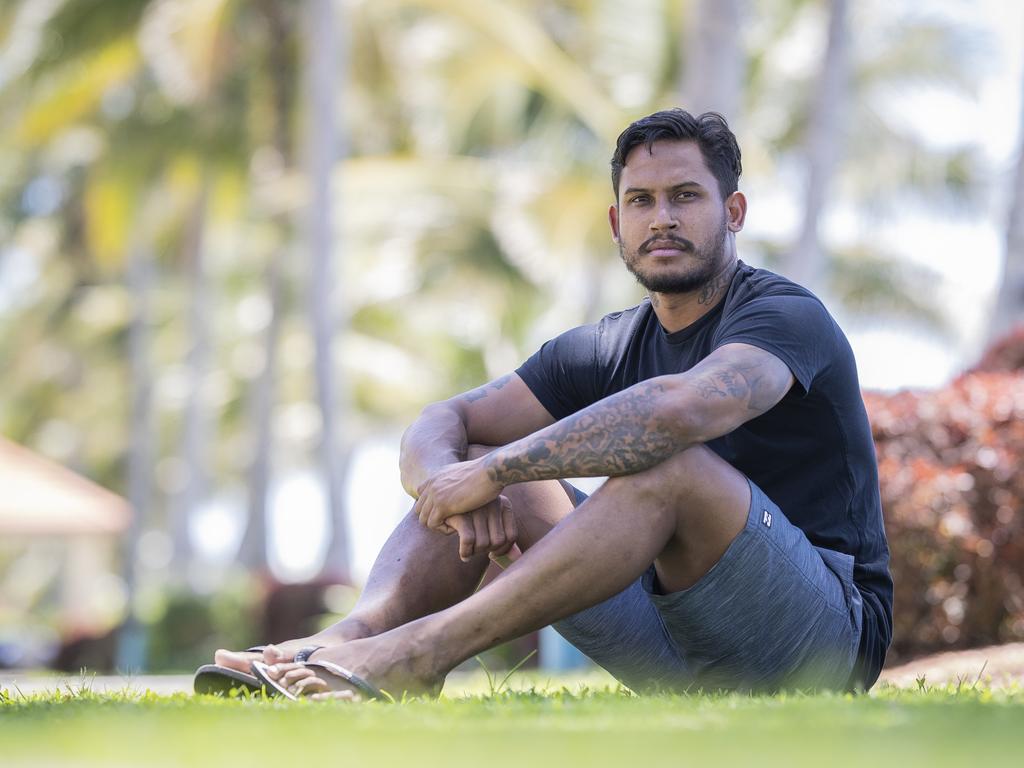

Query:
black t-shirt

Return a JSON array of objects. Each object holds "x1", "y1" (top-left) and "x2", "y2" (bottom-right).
[{"x1": 516, "y1": 262, "x2": 893, "y2": 689}]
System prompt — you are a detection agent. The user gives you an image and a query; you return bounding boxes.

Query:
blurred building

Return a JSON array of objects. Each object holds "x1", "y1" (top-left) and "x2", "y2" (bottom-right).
[{"x1": 0, "y1": 437, "x2": 130, "y2": 667}]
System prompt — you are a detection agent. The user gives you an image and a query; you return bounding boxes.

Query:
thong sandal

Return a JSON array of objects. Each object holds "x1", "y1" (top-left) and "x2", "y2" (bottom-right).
[
  {"x1": 193, "y1": 646, "x2": 269, "y2": 696},
  {"x1": 251, "y1": 645, "x2": 387, "y2": 702}
]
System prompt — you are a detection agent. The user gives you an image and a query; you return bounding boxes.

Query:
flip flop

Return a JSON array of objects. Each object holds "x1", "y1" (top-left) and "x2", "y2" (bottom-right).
[
  {"x1": 250, "y1": 646, "x2": 387, "y2": 702},
  {"x1": 193, "y1": 646, "x2": 269, "y2": 696}
]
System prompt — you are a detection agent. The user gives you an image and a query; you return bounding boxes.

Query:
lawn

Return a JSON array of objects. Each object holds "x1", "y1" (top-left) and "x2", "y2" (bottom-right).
[{"x1": 1, "y1": 673, "x2": 1022, "y2": 767}]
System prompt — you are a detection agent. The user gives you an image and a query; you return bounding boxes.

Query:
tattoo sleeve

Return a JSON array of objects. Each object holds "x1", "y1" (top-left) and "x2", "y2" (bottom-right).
[
  {"x1": 482, "y1": 345, "x2": 793, "y2": 485},
  {"x1": 484, "y1": 378, "x2": 682, "y2": 484}
]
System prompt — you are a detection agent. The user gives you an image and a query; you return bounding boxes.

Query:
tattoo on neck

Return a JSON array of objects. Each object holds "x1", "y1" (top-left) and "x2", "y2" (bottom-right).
[{"x1": 697, "y1": 265, "x2": 736, "y2": 305}]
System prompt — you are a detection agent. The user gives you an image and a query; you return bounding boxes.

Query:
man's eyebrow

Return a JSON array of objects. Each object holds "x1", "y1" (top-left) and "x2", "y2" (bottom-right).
[{"x1": 622, "y1": 181, "x2": 704, "y2": 195}]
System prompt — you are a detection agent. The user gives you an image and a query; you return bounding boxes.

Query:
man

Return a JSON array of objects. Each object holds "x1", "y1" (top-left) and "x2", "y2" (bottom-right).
[{"x1": 208, "y1": 109, "x2": 892, "y2": 698}]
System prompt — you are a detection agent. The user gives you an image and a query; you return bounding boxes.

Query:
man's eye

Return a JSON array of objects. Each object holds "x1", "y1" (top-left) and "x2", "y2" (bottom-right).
[
  {"x1": 677, "y1": 191, "x2": 696, "y2": 201},
  {"x1": 630, "y1": 195, "x2": 650, "y2": 204}
]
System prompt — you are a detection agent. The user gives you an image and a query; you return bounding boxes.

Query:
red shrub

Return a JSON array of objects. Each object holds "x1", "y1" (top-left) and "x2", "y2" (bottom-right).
[{"x1": 866, "y1": 328, "x2": 1024, "y2": 663}]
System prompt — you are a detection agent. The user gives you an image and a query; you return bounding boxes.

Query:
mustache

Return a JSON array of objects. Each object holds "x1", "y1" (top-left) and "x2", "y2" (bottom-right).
[{"x1": 640, "y1": 235, "x2": 694, "y2": 253}]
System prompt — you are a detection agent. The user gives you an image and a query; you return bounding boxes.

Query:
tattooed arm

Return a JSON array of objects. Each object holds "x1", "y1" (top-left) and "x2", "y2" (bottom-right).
[
  {"x1": 414, "y1": 343, "x2": 795, "y2": 528},
  {"x1": 399, "y1": 373, "x2": 555, "y2": 497},
  {"x1": 487, "y1": 342, "x2": 794, "y2": 484}
]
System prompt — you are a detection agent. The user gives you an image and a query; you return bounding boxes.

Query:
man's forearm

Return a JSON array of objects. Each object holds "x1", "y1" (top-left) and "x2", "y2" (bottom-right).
[
  {"x1": 482, "y1": 377, "x2": 688, "y2": 485},
  {"x1": 399, "y1": 403, "x2": 469, "y2": 497}
]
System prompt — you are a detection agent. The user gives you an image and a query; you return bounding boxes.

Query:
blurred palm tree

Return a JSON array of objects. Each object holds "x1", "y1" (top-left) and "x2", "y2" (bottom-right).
[
  {"x1": 681, "y1": 0, "x2": 744, "y2": 123},
  {"x1": 785, "y1": 0, "x2": 849, "y2": 294},
  {"x1": 303, "y1": 0, "x2": 349, "y2": 582},
  {"x1": 989, "y1": 62, "x2": 1024, "y2": 342},
  {"x1": 746, "y1": 0, "x2": 985, "y2": 330},
  {"x1": 0, "y1": 0, "x2": 998, "y2": 672},
  {"x1": 2, "y1": 0, "x2": 299, "y2": 663}
]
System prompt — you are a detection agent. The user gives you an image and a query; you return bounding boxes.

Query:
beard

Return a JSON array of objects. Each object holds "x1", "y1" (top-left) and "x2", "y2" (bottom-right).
[{"x1": 620, "y1": 221, "x2": 728, "y2": 294}]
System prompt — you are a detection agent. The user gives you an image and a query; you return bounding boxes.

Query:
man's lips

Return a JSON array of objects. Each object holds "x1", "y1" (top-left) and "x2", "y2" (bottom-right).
[{"x1": 642, "y1": 238, "x2": 692, "y2": 256}]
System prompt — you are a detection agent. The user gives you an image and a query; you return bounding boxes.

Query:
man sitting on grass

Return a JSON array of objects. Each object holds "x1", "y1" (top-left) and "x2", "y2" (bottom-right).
[{"x1": 206, "y1": 108, "x2": 892, "y2": 699}]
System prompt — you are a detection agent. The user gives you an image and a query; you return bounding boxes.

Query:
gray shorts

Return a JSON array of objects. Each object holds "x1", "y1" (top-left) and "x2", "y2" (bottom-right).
[{"x1": 552, "y1": 478, "x2": 863, "y2": 693}]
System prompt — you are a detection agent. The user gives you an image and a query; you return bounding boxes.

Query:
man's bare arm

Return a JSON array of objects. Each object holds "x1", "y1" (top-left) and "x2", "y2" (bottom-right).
[
  {"x1": 413, "y1": 343, "x2": 797, "y2": 530},
  {"x1": 399, "y1": 373, "x2": 554, "y2": 497},
  {"x1": 482, "y1": 343, "x2": 795, "y2": 485}
]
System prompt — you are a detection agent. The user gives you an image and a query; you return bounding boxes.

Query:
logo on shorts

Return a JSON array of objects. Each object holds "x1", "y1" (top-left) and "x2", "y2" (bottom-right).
[{"x1": 762, "y1": 509, "x2": 773, "y2": 528}]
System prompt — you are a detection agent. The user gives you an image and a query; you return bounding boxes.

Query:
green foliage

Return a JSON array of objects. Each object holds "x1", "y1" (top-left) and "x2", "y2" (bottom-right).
[{"x1": 144, "y1": 583, "x2": 261, "y2": 673}]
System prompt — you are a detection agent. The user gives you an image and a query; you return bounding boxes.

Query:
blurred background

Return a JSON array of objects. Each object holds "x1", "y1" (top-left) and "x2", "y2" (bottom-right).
[{"x1": 2, "y1": 0, "x2": 1024, "y2": 675}]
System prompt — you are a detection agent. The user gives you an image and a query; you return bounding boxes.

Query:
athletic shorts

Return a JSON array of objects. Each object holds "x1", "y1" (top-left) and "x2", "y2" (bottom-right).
[{"x1": 552, "y1": 478, "x2": 863, "y2": 693}]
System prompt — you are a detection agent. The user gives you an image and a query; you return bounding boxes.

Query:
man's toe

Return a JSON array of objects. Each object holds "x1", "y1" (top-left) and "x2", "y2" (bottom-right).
[
  {"x1": 214, "y1": 648, "x2": 259, "y2": 673},
  {"x1": 282, "y1": 668, "x2": 315, "y2": 685},
  {"x1": 293, "y1": 676, "x2": 329, "y2": 696}
]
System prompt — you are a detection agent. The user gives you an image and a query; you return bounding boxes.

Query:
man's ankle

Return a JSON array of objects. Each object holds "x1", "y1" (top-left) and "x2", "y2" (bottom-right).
[{"x1": 314, "y1": 615, "x2": 377, "y2": 644}]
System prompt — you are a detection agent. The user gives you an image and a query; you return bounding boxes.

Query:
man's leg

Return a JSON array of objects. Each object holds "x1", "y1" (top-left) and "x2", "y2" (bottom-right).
[
  {"x1": 424, "y1": 444, "x2": 749, "y2": 668},
  {"x1": 270, "y1": 444, "x2": 750, "y2": 696},
  {"x1": 215, "y1": 447, "x2": 576, "y2": 672}
]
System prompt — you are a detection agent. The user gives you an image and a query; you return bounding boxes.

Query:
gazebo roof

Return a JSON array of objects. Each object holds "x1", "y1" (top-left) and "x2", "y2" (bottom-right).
[{"x1": 0, "y1": 437, "x2": 131, "y2": 535}]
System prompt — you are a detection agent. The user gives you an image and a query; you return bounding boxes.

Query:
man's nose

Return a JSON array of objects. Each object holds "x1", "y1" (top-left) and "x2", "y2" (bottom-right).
[{"x1": 650, "y1": 203, "x2": 678, "y2": 231}]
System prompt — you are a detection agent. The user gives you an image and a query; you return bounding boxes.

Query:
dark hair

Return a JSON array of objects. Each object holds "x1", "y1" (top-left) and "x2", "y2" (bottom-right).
[{"x1": 610, "y1": 109, "x2": 742, "y2": 201}]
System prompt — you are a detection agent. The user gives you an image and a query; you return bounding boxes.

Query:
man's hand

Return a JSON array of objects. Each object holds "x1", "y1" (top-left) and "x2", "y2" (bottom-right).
[
  {"x1": 445, "y1": 497, "x2": 517, "y2": 561},
  {"x1": 415, "y1": 457, "x2": 504, "y2": 530}
]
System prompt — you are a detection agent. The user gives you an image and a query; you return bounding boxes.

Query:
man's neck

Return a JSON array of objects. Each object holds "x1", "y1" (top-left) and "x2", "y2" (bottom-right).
[{"x1": 649, "y1": 259, "x2": 738, "y2": 334}]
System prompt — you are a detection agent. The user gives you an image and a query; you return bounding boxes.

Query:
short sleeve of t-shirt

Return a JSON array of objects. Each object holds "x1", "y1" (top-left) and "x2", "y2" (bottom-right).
[
  {"x1": 712, "y1": 294, "x2": 836, "y2": 394},
  {"x1": 516, "y1": 323, "x2": 601, "y2": 419}
]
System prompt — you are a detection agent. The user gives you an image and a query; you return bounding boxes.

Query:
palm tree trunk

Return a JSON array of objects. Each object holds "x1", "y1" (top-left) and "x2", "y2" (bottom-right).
[
  {"x1": 680, "y1": 0, "x2": 744, "y2": 123},
  {"x1": 239, "y1": 0, "x2": 297, "y2": 573},
  {"x1": 989, "y1": 66, "x2": 1024, "y2": 341},
  {"x1": 305, "y1": 0, "x2": 350, "y2": 582},
  {"x1": 172, "y1": 175, "x2": 212, "y2": 579},
  {"x1": 784, "y1": 0, "x2": 849, "y2": 293},
  {"x1": 115, "y1": 238, "x2": 155, "y2": 671},
  {"x1": 238, "y1": 249, "x2": 283, "y2": 571}
]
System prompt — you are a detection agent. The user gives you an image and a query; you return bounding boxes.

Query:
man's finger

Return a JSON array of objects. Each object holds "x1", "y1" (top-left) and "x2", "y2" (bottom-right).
[
  {"x1": 486, "y1": 503, "x2": 505, "y2": 551},
  {"x1": 413, "y1": 494, "x2": 425, "y2": 524},
  {"x1": 491, "y1": 497, "x2": 516, "y2": 557},
  {"x1": 471, "y1": 510, "x2": 490, "y2": 557},
  {"x1": 417, "y1": 495, "x2": 435, "y2": 528},
  {"x1": 449, "y1": 515, "x2": 475, "y2": 560},
  {"x1": 426, "y1": 499, "x2": 448, "y2": 529}
]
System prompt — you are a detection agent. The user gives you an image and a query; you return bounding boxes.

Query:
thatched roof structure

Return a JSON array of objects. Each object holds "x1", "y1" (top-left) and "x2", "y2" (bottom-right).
[{"x1": 0, "y1": 437, "x2": 130, "y2": 536}]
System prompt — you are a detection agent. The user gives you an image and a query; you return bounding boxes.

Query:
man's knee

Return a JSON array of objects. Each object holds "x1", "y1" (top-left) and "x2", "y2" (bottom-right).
[
  {"x1": 600, "y1": 444, "x2": 749, "y2": 535},
  {"x1": 604, "y1": 444, "x2": 719, "y2": 499}
]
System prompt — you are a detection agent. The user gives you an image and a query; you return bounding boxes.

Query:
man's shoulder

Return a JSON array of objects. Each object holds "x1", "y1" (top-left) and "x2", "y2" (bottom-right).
[
  {"x1": 723, "y1": 262, "x2": 835, "y2": 326},
  {"x1": 595, "y1": 299, "x2": 652, "y2": 331},
  {"x1": 730, "y1": 261, "x2": 822, "y2": 303}
]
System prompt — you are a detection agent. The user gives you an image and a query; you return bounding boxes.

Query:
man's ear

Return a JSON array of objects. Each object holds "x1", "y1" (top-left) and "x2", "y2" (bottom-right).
[
  {"x1": 726, "y1": 191, "x2": 747, "y2": 232},
  {"x1": 608, "y1": 203, "x2": 621, "y2": 243}
]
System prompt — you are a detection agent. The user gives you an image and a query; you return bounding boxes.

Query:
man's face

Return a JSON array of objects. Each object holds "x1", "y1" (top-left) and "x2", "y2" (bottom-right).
[{"x1": 610, "y1": 140, "x2": 739, "y2": 294}]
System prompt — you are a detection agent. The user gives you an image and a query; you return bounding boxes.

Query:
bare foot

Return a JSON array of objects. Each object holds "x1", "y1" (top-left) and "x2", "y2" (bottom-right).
[
  {"x1": 262, "y1": 631, "x2": 445, "y2": 701},
  {"x1": 213, "y1": 618, "x2": 374, "y2": 675}
]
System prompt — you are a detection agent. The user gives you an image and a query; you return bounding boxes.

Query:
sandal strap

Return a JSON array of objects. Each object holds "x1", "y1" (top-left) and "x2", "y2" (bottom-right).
[
  {"x1": 303, "y1": 660, "x2": 387, "y2": 701},
  {"x1": 293, "y1": 645, "x2": 324, "y2": 663}
]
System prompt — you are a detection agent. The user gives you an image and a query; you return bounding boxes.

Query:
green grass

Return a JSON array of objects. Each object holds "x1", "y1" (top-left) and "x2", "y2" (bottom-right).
[{"x1": 1, "y1": 674, "x2": 1022, "y2": 767}]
